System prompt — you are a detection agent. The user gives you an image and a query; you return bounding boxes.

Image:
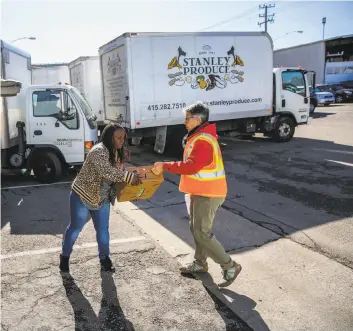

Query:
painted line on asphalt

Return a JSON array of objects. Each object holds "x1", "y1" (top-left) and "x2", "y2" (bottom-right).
[
  {"x1": 326, "y1": 159, "x2": 353, "y2": 167},
  {"x1": 313, "y1": 148, "x2": 353, "y2": 155},
  {"x1": 0, "y1": 236, "x2": 147, "y2": 260},
  {"x1": 1, "y1": 181, "x2": 72, "y2": 190}
]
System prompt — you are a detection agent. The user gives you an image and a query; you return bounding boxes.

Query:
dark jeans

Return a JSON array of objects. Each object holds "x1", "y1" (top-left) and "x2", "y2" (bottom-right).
[{"x1": 62, "y1": 191, "x2": 110, "y2": 259}]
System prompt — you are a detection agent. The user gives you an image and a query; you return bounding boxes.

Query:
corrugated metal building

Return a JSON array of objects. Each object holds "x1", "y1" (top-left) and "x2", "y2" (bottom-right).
[{"x1": 274, "y1": 34, "x2": 353, "y2": 86}]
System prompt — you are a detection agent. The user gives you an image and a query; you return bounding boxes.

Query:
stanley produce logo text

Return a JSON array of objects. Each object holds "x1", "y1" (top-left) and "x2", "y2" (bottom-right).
[{"x1": 167, "y1": 45, "x2": 244, "y2": 91}]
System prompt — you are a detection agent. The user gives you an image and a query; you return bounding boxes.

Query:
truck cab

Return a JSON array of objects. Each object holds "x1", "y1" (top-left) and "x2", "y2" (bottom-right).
[
  {"x1": 267, "y1": 67, "x2": 312, "y2": 141},
  {"x1": 2, "y1": 82, "x2": 98, "y2": 183},
  {"x1": 27, "y1": 83, "x2": 98, "y2": 160}
]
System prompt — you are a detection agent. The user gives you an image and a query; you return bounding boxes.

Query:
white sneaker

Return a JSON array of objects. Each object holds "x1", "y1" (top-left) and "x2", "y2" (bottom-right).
[{"x1": 179, "y1": 261, "x2": 208, "y2": 274}]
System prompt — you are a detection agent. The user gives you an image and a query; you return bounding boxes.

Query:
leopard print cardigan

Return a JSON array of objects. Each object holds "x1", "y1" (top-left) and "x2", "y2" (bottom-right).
[{"x1": 72, "y1": 143, "x2": 134, "y2": 208}]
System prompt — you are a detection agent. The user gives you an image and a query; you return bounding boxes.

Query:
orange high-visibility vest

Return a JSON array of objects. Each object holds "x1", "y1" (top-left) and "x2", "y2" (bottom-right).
[{"x1": 179, "y1": 132, "x2": 227, "y2": 198}]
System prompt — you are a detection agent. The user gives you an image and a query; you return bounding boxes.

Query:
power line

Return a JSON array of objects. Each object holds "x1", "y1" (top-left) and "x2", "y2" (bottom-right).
[
  {"x1": 199, "y1": 1, "x2": 305, "y2": 33},
  {"x1": 272, "y1": 1, "x2": 309, "y2": 15},
  {"x1": 200, "y1": 6, "x2": 258, "y2": 31},
  {"x1": 258, "y1": 4, "x2": 275, "y2": 33}
]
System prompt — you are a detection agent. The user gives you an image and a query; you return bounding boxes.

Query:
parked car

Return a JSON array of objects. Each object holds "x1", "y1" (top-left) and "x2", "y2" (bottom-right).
[
  {"x1": 309, "y1": 86, "x2": 335, "y2": 108},
  {"x1": 316, "y1": 84, "x2": 353, "y2": 103}
]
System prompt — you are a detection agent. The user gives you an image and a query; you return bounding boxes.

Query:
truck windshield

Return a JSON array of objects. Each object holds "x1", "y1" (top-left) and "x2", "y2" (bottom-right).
[{"x1": 70, "y1": 87, "x2": 97, "y2": 129}]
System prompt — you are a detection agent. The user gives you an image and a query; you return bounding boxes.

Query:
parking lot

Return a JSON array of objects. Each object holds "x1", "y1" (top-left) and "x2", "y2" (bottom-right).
[{"x1": 2, "y1": 103, "x2": 353, "y2": 331}]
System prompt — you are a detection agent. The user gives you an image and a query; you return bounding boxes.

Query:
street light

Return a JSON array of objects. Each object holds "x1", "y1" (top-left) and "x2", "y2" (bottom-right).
[
  {"x1": 273, "y1": 30, "x2": 303, "y2": 41},
  {"x1": 322, "y1": 17, "x2": 326, "y2": 40},
  {"x1": 10, "y1": 37, "x2": 36, "y2": 43}
]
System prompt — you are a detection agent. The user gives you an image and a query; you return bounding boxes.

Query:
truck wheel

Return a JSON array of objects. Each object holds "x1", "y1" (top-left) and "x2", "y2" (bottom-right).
[
  {"x1": 310, "y1": 102, "x2": 316, "y2": 114},
  {"x1": 273, "y1": 117, "x2": 295, "y2": 142},
  {"x1": 32, "y1": 152, "x2": 62, "y2": 183}
]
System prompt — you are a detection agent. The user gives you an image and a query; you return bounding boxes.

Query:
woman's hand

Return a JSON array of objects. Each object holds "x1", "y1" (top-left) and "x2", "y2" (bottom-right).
[
  {"x1": 130, "y1": 171, "x2": 142, "y2": 186},
  {"x1": 152, "y1": 162, "x2": 164, "y2": 175}
]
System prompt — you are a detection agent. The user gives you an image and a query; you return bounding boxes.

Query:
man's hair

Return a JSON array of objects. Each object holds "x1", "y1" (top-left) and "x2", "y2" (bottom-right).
[{"x1": 184, "y1": 101, "x2": 209, "y2": 124}]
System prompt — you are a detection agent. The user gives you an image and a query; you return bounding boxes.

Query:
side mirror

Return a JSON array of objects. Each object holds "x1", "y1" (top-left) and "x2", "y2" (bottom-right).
[
  {"x1": 58, "y1": 111, "x2": 76, "y2": 121},
  {"x1": 65, "y1": 112, "x2": 76, "y2": 120}
]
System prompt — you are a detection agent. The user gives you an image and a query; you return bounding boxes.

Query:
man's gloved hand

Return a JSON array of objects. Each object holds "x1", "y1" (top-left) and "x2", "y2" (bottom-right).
[{"x1": 152, "y1": 162, "x2": 164, "y2": 175}]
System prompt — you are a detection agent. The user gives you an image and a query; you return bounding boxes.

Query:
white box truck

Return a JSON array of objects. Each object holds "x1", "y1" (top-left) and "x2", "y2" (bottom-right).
[
  {"x1": 98, "y1": 32, "x2": 313, "y2": 154},
  {"x1": 1, "y1": 40, "x2": 98, "y2": 183},
  {"x1": 32, "y1": 63, "x2": 70, "y2": 85},
  {"x1": 68, "y1": 56, "x2": 104, "y2": 129}
]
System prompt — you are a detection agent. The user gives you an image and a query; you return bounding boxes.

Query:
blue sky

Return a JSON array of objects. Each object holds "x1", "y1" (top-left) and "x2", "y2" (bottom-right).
[{"x1": 1, "y1": 0, "x2": 352, "y2": 64}]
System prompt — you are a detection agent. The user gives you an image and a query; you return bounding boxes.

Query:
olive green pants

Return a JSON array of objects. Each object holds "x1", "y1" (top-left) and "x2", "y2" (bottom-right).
[{"x1": 187, "y1": 194, "x2": 233, "y2": 269}]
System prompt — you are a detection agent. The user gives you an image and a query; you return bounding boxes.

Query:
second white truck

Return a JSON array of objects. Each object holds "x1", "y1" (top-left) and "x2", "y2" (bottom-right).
[
  {"x1": 98, "y1": 31, "x2": 313, "y2": 154},
  {"x1": 69, "y1": 56, "x2": 105, "y2": 129},
  {"x1": 32, "y1": 63, "x2": 70, "y2": 85}
]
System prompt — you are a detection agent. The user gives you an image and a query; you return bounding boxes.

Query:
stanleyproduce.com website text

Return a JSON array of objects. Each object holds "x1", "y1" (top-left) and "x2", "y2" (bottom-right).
[
  {"x1": 205, "y1": 97, "x2": 263, "y2": 107},
  {"x1": 146, "y1": 97, "x2": 263, "y2": 111}
]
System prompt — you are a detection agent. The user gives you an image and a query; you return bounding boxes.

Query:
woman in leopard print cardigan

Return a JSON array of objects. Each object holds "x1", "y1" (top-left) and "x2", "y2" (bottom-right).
[{"x1": 60, "y1": 124, "x2": 141, "y2": 273}]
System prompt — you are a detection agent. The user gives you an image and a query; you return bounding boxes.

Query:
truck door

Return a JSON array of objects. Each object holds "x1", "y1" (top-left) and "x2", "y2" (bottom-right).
[
  {"x1": 280, "y1": 70, "x2": 310, "y2": 124},
  {"x1": 29, "y1": 88, "x2": 84, "y2": 164}
]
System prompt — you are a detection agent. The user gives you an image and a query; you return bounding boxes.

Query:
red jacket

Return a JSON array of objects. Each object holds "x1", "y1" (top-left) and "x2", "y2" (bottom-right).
[{"x1": 163, "y1": 122, "x2": 217, "y2": 175}]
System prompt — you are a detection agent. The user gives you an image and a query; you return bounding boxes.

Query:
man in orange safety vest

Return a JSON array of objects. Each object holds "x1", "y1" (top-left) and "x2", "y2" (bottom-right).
[{"x1": 152, "y1": 101, "x2": 242, "y2": 288}]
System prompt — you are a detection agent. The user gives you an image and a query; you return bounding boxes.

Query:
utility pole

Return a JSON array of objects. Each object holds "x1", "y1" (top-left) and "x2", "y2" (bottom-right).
[{"x1": 258, "y1": 4, "x2": 275, "y2": 33}]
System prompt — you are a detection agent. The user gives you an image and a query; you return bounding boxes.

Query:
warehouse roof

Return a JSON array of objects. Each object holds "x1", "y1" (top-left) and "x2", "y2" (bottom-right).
[{"x1": 275, "y1": 34, "x2": 353, "y2": 52}]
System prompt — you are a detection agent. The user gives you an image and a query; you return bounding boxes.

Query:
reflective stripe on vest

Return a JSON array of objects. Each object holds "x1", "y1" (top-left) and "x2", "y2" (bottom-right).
[{"x1": 193, "y1": 169, "x2": 226, "y2": 179}]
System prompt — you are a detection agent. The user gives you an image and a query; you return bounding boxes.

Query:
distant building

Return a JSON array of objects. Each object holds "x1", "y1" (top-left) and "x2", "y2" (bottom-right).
[{"x1": 274, "y1": 34, "x2": 353, "y2": 87}]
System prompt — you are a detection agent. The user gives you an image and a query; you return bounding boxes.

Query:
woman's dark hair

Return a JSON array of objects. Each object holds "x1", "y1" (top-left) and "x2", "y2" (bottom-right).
[{"x1": 99, "y1": 123, "x2": 130, "y2": 166}]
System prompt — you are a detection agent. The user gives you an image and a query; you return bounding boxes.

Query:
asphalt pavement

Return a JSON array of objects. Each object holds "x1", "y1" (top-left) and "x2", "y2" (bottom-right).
[{"x1": 1, "y1": 103, "x2": 353, "y2": 331}]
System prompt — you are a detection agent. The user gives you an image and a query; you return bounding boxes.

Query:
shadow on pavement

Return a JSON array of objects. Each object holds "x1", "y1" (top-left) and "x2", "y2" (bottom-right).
[
  {"x1": 1, "y1": 183, "x2": 72, "y2": 234},
  {"x1": 217, "y1": 289, "x2": 270, "y2": 331},
  {"x1": 186, "y1": 272, "x2": 268, "y2": 331},
  {"x1": 61, "y1": 272, "x2": 135, "y2": 331},
  {"x1": 312, "y1": 112, "x2": 336, "y2": 118}
]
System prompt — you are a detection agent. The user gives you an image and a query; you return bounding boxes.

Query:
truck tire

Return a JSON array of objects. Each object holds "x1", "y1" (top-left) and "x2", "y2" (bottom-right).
[
  {"x1": 32, "y1": 151, "x2": 62, "y2": 183},
  {"x1": 273, "y1": 116, "x2": 295, "y2": 142}
]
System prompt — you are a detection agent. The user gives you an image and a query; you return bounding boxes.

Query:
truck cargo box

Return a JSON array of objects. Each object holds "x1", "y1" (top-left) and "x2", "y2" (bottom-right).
[
  {"x1": 99, "y1": 32, "x2": 273, "y2": 130},
  {"x1": 1, "y1": 40, "x2": 31, "y2": 149},
  {"x1": 32, "y1": 63, "x2": 70, "y2": 85},
  {"x1": 69, "y1": 56, "x2": 104, "y2": 124}
]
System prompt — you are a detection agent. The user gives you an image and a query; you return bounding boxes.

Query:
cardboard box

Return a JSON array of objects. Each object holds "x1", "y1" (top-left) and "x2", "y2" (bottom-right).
[{"x1": 116, "y1": 165, "x2": 164, "y2": 202}]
